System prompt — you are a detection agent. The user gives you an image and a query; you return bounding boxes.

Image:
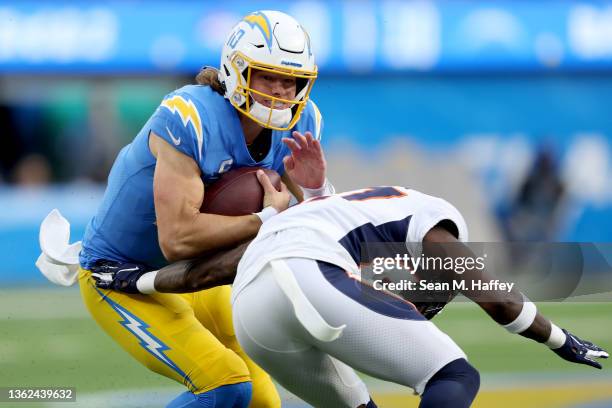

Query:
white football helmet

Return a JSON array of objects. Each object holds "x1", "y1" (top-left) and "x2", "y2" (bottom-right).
[{"x1": 219, "y1": 10, "x2": 317, "y2": 130}]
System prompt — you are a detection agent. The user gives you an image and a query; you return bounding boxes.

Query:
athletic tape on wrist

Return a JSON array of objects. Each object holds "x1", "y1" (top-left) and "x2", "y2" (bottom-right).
[
  {"x1": 302, "y1": 178, "x2": 335, "y2": 200},
  {"x1": 545, "y1": 323, "x2": 567, "y2": 349},
  {"x1": 503, "y1": 295, "x2": 537, "y2": 333},
  {"x1": 136, "y1": 271, "x2": 158, "y2": 294},
  {"x1": 255, "y1": 206, "x2": 278, "y2": 223}
]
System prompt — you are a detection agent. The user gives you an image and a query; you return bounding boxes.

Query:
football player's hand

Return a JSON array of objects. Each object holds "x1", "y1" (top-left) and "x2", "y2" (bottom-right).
[
  {"x1": 92, "y1": 263, "x2": 148, "y2": 294},
  {"x1": 257, "y1": 170, "x2": 290, "y2": 213},
  {"x1": 282, "y1": 131, "x2": 326, "y2": 189},
  {"x1": 552, "y1": 329, "x2": 609, "y2": 369}
]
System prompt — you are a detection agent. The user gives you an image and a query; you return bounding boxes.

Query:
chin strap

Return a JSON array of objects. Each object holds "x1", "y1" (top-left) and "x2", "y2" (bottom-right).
[{"x1": 249, "y1": 100, "x2": 292, "y2": 128}]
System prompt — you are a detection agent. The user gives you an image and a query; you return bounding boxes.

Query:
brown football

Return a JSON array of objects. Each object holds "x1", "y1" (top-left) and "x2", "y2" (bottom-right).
[{"x1": 200, "y1": 167, "x2": 281, "y2": 216}]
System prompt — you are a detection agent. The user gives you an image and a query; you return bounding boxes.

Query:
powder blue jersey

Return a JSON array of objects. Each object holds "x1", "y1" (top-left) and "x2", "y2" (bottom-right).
[{"x1": 80, "y1": 85, "x2": 323, "y2": 269}]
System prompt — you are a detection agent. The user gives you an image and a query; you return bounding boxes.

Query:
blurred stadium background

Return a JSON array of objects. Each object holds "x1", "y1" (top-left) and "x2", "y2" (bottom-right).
[{"x1": 1, "y1": 1, "x2": 611, "y2": 407}]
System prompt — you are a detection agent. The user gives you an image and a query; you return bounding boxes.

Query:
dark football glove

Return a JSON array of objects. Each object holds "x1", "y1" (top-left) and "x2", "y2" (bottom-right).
[
  {"x1": 91, "y1": 262, "x2": 149, "y2": 294},
  {"x1": 552, "y1": 329, "x2": 609, "y2": 369},
  {"x1": 404, "y1": 287, "x2": 459, "y2": 320},
  {"x1": 413, "y1": 301, "x2": 451, "y2": 320}
]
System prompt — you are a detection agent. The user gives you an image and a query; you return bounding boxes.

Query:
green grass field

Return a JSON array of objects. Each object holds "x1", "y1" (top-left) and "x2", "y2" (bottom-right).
[{"x1": 1, "y1": 288, "x2": 611, "y2": 407}]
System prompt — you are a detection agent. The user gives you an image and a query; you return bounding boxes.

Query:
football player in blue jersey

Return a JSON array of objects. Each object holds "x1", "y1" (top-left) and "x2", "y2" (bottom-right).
[{"x1": 77, "y1": 10, "x2": 334, "y2": 408}]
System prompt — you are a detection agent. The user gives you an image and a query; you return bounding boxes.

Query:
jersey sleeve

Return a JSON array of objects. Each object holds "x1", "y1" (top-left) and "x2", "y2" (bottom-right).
[
  {"x1": 406, "y1": 195, "x2": 469, "y2": 244},
  {"x1": 147, "y1": 92, "x2": 206, "y2": 163}
]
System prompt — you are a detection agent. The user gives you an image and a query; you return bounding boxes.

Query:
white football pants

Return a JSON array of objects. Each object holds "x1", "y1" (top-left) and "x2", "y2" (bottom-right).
[{"x1": 232, "y1": 257, "x2": 466, "y2": 408}]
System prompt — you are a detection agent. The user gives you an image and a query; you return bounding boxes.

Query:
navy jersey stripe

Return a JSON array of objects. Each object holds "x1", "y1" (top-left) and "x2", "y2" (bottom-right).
[
  {"x1": 337, "y1": 215, "x2": 412, "y2": 264},
  {"x1": 317, "y1": 261, "x2": 425, "y2": 321}
]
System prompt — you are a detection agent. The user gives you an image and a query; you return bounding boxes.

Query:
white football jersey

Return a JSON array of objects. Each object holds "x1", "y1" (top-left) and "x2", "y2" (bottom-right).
[{"x1": 232, "y1": 186, "x2": 468, "y2": 303}]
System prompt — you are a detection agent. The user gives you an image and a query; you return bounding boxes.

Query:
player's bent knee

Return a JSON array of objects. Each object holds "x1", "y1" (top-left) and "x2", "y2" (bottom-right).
[
  {"x1": 249, "y1": 384, "x2": 281, "y2": 408},
  {"x1": 247, "y1": 370, "x2": 281, "y2": 408},
  {"x1": 420, "y1": 358, "x2": 480, "y2": 408},
  {"x1": 167, "y1": 382, "x2": 252, "y2": 408}
]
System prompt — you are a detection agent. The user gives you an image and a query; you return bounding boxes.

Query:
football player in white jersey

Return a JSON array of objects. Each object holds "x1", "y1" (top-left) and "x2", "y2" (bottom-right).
[{"x1": 95, "y1": 186, "x2": 608, "y2": 408}]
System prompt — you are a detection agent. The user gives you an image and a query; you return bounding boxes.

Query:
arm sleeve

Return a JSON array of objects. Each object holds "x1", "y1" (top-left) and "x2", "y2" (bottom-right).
[{"x1": 148, "y1": 93, "x2": 205, "y2": 162}]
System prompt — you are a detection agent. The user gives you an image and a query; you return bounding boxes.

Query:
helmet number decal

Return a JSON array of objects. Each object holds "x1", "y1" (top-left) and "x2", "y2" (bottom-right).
[{"x1": 227, "y1": 29, "x2": 245, "y2": 50}]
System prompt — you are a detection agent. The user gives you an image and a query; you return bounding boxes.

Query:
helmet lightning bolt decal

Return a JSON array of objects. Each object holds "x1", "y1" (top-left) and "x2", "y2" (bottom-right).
[
  {"x1": 243, "y1": 12, "x2": 273, "y2": 50},
  {"x1": 161, "y1": 95, "x2": 203, "y2": 161},
  {"x1": 94, "y1": 286, "x2": 196, "y2": 389}
]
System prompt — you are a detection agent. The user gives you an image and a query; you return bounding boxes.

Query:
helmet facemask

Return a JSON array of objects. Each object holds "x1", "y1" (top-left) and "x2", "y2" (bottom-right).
[{"x1": 227, "y1": 51, "x2": 317, "y2": 130}]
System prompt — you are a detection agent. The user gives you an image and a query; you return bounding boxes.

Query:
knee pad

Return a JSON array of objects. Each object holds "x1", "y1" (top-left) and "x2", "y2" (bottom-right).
[
  {"x1": 420, "y1": 358, "x2": 480, "y2": 408},
  {"x1": 167, "y1": 382, "x2": 252, "y2": 408},
  {"x1": 430, "y1": 358, "x2": 480, "y2": 396}
]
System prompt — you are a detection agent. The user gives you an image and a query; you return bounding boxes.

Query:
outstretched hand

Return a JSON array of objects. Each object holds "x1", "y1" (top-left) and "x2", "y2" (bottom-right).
[
  {"x1": 552, "y1": 329, "x2": 609, "y2": 369},
  {"x1": 282, "y1": 131, "x2": 326, "y2": 189}
]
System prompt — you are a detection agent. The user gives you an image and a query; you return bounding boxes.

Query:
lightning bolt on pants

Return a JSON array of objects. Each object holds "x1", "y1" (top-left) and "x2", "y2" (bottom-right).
[{"x1": 78, "y1": 269, "x2": 280, "y2": 407}]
